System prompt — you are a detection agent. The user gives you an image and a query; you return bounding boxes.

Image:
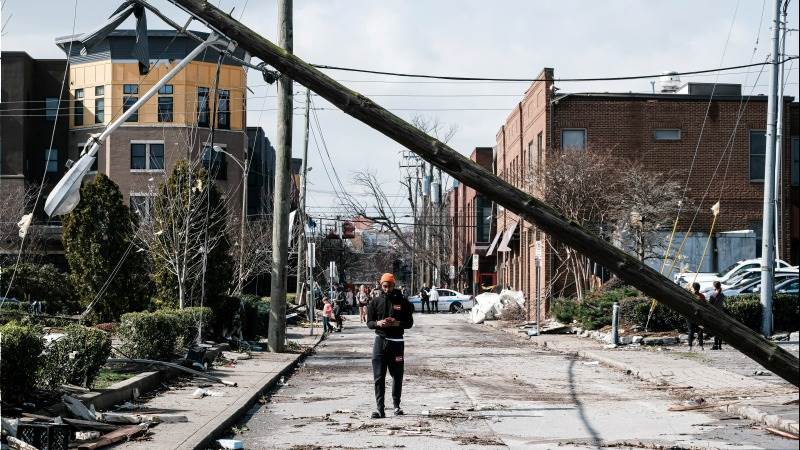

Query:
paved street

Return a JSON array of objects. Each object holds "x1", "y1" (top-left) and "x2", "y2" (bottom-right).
[{"x1": 235, "y1": 314, "x2": 795, "y2": 449}]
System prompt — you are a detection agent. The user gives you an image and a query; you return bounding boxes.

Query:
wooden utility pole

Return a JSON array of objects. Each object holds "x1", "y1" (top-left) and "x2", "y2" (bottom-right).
[
  {"x1": 267, "y1": 0, "x2": 292, "y2": 352},
  {"x1": 296, "y1": 89, "x2": 311, "y2": 300},
  {"x1": 171, "y1": 0, "x2": 799, "y2": 386}
]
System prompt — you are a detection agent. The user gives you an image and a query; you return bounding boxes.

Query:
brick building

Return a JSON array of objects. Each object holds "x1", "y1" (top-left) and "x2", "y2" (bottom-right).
[
  {"x1": 486, "y1": 67, "x2": 798, "y2": 320},
  {"x1": 447, "y1": 147, "x2": 496, "y2": 293}
]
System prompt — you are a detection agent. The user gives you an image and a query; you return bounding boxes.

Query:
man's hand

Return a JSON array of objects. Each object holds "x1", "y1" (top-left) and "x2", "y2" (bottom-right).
[{"x1": 376, "y1": 319, "x2": 387, "y2": 328}]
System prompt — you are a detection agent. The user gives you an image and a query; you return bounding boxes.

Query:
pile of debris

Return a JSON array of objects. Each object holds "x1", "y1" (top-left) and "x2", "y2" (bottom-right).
[
  {"x1": 1, "y1": 394, "x2": 189, "y2": 449},
  {"x1": 469, "y1": 290, "x2": 525, "y2": 324}
]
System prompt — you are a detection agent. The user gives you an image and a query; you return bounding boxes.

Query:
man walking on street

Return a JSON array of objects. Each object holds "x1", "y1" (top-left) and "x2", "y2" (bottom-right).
[
  {"x1": 367, "y1": 273, "x2": 414, "y2": 419},
  {"x1": 709, "y1": 281, "x2": 726, "y2": 350},
  {"x1": 419, "y1": 285, "x2": 430, "y2": 314},
  {"x1": 429, "y1": 285, "x2": 440, "y2": 313},
  {"x1": 688, "y1": 282, "x2": 705, "y2": 351}
]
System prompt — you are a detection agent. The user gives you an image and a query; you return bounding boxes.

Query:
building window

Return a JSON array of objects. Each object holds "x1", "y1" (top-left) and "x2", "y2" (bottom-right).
[
  {"x1": 792, "y1": 136, "x2": 799, "y2": 187},
  {"x1": 123, "y1": 84, "x2": 139, "y2": 122},
  {"x1": 654, "y1": 129, "x2": 681, "y2": 141},
  {"x1": 217, "y1": 89, "x2": 230, "y2": 129},
  {"x1": 749, "y1": 130, "x2": 766, "y2": 181},
  {"x1": 95, "y1": 86, "x2": 104, "y2": 96},
  {"x1": 130, "y1": 195, "x2": 154, "y2": 222},
  {"x1": 45, "y1": 97, "x2": 59, "y2": 121},
  {"x1": 158, "y1": 85, "x2": 174, "y2": 122},
  {"x1": 45, "y1": 149, "x2": 58, "y2": 173},
  {"x1": 78, "y1": 143, "x2": 98, "y2": 172},
  {"x1": 197, "y1": 87, "x2": 210, "y2": 127},
  {"x1": 536, "y1": 132, "x2": 544, "y2": 176},
  {"x1": 94, "y1": 98, "x2": 105, "y2": 124},
  {"x1": 130, "y1": 142, "x2": 164, "y2": 171},
  {"x1": 476, "y1": 195, "x2": 491, "y2": 243},
  {"x1": 202, "y1": 145, "x2": 227, "y2": 180},
  {"x1": 74, "y1": 89, "x2": 84, "y2": 126},
  {"x1": 561, "y1": 129, "x2": 586, "y2": 150}
]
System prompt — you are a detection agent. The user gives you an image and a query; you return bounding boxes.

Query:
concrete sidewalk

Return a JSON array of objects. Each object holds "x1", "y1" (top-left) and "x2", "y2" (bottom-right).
[
  {"x1": 118, "y1": 326, "x2": 324, "y2": 450},
  {"x1": 481, "y1": 319, "x2": 799, "y2": 436}
]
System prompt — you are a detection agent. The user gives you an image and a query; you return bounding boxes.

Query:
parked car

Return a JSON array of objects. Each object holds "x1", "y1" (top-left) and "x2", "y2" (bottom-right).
[
  {"x1": 675, "y1": 258, "x2": 792, "y2": 291},
  {"x1": 720, "y1": 271, "x2": 799, "y2": 297},
  {"x1": 408, "y1": 288, "x2": 475, "y2": 313}
]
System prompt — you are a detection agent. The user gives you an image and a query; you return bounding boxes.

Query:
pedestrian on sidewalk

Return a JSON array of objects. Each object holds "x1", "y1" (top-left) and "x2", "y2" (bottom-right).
[
  {"x1": 346, "y1": 287, "x2": 355, "y2": 314},
  {"x1": 367, "y1": 272, "x2": 414, "y2": 419},
  {"x1": 322, "y1": 297, "x2": 334, "y2": 333},
  {"x1": 687, "y1": 282, "x2": 705, "y2": 351},
  {"x1": 429, "y1": 285, "x2": 440, "y2": 313},
  {"x1": 358, "y1": 284, "x2": 371, "y2": 323},
  {"x1": 709, "y1": 281, "x2": 726, "y2": 350},
  {"x1": 419, "y1": 285, "x2": 430, "y2": 314}
]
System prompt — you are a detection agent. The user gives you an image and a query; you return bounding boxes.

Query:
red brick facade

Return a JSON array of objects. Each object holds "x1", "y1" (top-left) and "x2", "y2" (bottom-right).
[{"x1": 476, "y1": 67, "x2": 798, "y2": 320}]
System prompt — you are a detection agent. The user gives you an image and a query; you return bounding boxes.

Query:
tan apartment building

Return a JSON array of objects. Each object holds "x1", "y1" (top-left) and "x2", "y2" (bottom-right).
[{"x1": 54, "y1": 30, "x2": 249, "y2": 220}]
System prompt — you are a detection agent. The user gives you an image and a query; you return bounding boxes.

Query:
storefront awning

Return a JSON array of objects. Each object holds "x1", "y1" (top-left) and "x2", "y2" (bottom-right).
[
  {"x1": 497, "y1": 221, "x2": 518, "y2": 252},
  {"x1": 485, "y1": 230, "x2": 503, "y2": 256}
]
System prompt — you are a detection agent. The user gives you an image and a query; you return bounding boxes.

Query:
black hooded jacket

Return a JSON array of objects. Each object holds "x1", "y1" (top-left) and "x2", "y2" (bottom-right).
[{"x1": 366, "y1": 288, "x2": 414, "y2": 339}]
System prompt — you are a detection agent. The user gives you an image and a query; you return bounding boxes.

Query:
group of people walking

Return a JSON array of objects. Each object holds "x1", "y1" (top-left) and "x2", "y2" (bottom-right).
[
  {"x1": 320, "y1": 282, "x2": 406, "y2": 333},
  {"x1": 688, "y1": 280, "x2": 726, "y2": 351},
  {"x1": 417, "y1": 285, "x2": 440, "y2": 313}
]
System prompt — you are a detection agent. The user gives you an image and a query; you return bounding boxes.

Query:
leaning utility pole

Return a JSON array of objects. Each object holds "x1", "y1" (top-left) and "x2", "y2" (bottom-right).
[
  {"x1": 267, "y1": 0, "x2": 292, "y2": 352},
  {"x1": 759, "y1": 0, "x2": 781, "y2": 338},
  {"x1": 296, "y1": 89, "x2": 311, "y2": 299},
  {"x1": 169, "y1": 0, "x2": 799, "y2": 386}
]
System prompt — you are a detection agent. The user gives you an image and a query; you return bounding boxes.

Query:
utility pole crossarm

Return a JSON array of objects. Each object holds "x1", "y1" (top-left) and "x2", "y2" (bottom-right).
[{"x1": 170, "y1": 0, "x2": 799, "y2": 386}]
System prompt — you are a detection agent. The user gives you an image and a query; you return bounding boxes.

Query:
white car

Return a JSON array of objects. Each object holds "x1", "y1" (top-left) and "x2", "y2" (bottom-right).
[
  {"x1": 675, "y1": 258, "x2": 792, "y2": 291},
  {"x1": 701, "y1": 266, "x2": 798, "y2": 295},
  {"x1": 720, "y1": 272, "x2": 799, "y2": 297},
  {"x1": 408, "y1": 289, "x2": 475, "y2": 313}
]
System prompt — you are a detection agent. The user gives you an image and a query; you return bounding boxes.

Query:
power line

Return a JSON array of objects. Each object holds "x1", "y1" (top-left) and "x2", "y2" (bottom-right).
[{"x1": 310, "y1": 57, "x2": 799, "y2": 83}]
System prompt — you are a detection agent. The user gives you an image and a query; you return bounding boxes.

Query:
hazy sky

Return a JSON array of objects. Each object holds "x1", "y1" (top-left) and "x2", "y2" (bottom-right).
[{"x1": 3, "y1": 0, "x2": 798, "y2": 218}]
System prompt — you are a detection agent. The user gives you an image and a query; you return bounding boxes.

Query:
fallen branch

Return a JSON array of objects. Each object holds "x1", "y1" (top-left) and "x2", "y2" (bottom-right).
[{"x1": 106, "y1": 358, "x2": 237, "y2": 386}]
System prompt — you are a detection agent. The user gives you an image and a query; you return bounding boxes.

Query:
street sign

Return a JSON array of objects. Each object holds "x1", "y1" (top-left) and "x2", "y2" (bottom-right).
[
  {"x1": 535, "y1": 241, "x2": 543, "y2": 260},
  {"x1": 472, "y1": 254, "x2": 479, "y2": 271}
]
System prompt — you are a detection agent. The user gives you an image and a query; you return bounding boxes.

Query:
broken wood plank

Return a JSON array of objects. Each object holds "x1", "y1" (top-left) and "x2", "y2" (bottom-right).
[
  {"x1": 61, "y1": 417, "x2": 119, "y2": 432},
  {"x1": 169, "y1": 0, "x2": 800, "y2": 388},
  {"x1": 765, "y1": 427, "x2": 799, "y2": 440},
  {"x1": 7, "y1": 436, "x2": 39, "y2": 450},
  {"x1": 98, "y1": 412, "x2": 188, "y2": 425},
  {"x1": 105, "y1": 358, "x2": 236, "y2": 386},
  {"x1": 77, "y1": 424, "x2": 148, "y2": 449}
]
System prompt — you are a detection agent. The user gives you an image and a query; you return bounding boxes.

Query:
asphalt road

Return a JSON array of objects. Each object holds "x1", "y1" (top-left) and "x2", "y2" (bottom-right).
[{"x1": 234, "y1": 314, "x2": 796, "y2": 449}]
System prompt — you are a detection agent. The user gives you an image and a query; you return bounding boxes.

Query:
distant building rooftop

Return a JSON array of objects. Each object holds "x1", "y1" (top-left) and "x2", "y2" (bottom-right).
[{"x1": 54, "y1": 29, "x2": 246, "y2": 66}]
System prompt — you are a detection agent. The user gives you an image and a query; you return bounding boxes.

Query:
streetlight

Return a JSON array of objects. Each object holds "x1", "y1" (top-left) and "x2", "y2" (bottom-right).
[{"x1": 212, "y1": 145, "x2": 249, "y2": 295}]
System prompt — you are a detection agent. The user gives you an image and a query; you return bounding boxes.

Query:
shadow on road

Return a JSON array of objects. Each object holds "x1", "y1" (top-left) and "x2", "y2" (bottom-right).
[{"x1": 568, "y1": 357, "x2": 602, "y2": 449}]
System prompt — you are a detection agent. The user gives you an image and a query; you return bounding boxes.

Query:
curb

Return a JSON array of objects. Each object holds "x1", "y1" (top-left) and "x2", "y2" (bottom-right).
[
  {"x1": 178, "y1": 332, "x2": 326, "y2": 450},
  {"x1": 480, "y1": 320, "x2": 800, "y2": 436}
]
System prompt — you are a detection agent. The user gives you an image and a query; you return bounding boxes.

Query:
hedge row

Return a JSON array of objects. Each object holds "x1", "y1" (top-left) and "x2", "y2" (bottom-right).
[
  {"x1": 551, "y1": 289, "x2": 799, "y2": 333},
  {"x1": 118, "y1": 307, "x2": 213, "y2": 360},
  {"x1": 0, "y1": 322, "x2": 112, "y2": 399}
]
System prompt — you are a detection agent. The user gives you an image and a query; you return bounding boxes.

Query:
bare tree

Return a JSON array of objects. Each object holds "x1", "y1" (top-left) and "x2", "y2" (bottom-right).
[
  {"x1": 0, "y1": 185, "x2": 47, "y2": 264},
  {"x1": 613, "y1": 163, "x2": 684, "y2": 264},
  {"x1": 529, "y1": 149, "x2": 624, "y2": 300}
]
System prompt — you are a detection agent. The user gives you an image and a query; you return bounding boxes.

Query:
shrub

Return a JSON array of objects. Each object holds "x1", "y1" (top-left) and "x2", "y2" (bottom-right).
[
  {"x1": 724, "y1": 295, "x2": 762, "y2": 331},
  {"x1": 618, "y1": 297, "x2": 686, "y2": 332},
  {"x1": 118, "y1": 311, "x2": 179, "y2": 360},
  {"x1": 241, "y1": 296, "x2": 270, "y2": 340},
  {"x1": 0, "y1": 263, "x2": 78, "y2": 314},
  {"x1": 39, "y1": 324, "x2": 111, "y2": 388},
  {"x1": 167, "y1": 307, "x2": 213, "y2": 348},
  {"x1": 0, "y1": 322, "x2": 44, "y2": 398},
  {"x1": 773, "y1": 294, "x2": 799, "y2": 332},
  {"x1": 551, "y1": 297, "x2": 579, "y2": 324}
]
